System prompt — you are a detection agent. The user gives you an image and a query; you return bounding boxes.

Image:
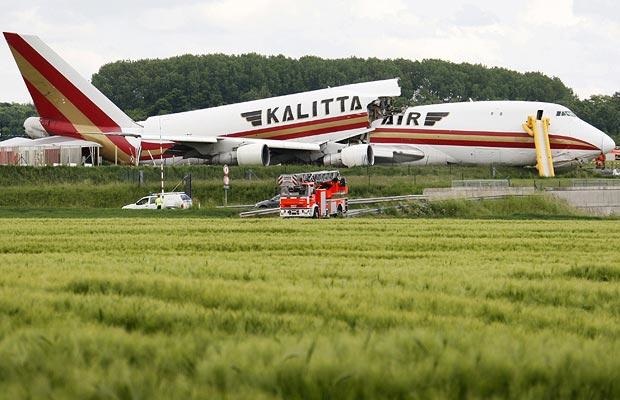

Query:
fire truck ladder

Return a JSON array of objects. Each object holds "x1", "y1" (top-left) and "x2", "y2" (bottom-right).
[
  {"x1": 277, "y1": 170, "x2": 341, "y2": 186},
  {"x1": 523, "y1": 115, "x2": 555, "y2": 177}
]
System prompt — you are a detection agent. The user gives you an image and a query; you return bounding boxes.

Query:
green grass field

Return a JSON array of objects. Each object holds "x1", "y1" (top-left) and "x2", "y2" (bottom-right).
[
  {"x1": 0, "y1": 217, "x2": 619, "y2": 399},
  {"x1": 0, "y1": 163, "x2": 610, "y2": 208}
]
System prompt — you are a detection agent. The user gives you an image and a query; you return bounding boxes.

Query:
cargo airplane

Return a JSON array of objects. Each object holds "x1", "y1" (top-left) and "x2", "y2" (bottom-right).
[
  {"x1": 371, "y1": 102, "x2": 615, "y2": 168},
  {"x1": 5, "y1": 32, "x2": 614, "y2": 171},
  {"x1": 4, "y1": 32, "x2": 400, "y2": 166}
]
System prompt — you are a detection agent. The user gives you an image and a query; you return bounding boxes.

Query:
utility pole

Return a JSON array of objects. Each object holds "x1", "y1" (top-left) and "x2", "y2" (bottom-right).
[{"x1": 159, "y1": 123, "x2": 164, "y2": 196}]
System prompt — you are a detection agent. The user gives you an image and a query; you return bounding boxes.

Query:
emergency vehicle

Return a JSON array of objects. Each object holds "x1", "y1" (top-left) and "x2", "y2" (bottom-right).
[{"x1": 278, "y1": 170, "x2": 348, "y2": 218}]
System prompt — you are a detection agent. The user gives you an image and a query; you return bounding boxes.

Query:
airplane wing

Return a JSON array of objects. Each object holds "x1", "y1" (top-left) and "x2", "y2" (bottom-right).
[
  {"x1": 140, "y1": 133, "x2": 320, "y2": 151},
  {"x1": 372, "y1": 144, "x2": 426, "y2": 163},
  {"x1": 134, "y1": 95, "x2": 383, "y2": 165},
  {"x1": 140, "y1": 125, "x2": 376, "y2": 153},
  {"x1": 138, "y1": 132, "x2": 374, "y2": 166},
  {"x1": 218, "y1": 137, "x2": 320, "y2": 151},
  {"x1": 140, "y1": 133, "x2": 218, "y2": 144}
]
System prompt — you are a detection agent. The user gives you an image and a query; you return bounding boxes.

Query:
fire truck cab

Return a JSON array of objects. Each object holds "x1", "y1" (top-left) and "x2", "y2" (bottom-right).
[{"x1": 279, "y1": 171, "x2": 348, "y2": 218}]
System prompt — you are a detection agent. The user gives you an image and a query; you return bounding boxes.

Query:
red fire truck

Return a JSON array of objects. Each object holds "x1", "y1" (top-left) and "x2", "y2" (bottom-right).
[{"x1": 279, "y1": 170, "x2": 348, "y2": 218}]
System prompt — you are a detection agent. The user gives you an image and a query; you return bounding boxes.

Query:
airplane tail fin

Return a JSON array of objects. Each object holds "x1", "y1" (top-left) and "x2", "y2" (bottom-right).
[{"x1": 3, "y1": 32, "x2": 141, "y2": 163}]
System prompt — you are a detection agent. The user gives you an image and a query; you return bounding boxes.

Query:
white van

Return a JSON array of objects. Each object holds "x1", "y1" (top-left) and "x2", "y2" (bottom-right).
[{"x1": 122, "y1": 192, "x2": 193, "y2": 209}]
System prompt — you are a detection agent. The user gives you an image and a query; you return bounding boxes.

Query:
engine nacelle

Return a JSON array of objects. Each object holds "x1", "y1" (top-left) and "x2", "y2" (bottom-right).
[
  {"x1": 211, "y1": 143, "x2": 270, "y2": 166},
  {"x1": 323, "y1": 144, "x2": 374, "y2": 167},
  {"x1": 23, "y1": 117, "x2": 49, "y2": 138},
  {"x1": 237, "y1": 143, "x2": 270, "y2": 166}
]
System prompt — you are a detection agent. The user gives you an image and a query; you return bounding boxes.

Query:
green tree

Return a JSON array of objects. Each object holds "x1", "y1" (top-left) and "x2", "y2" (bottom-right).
[{"x1": 0, "y1": 103, "x2": 37, "y2": 139}]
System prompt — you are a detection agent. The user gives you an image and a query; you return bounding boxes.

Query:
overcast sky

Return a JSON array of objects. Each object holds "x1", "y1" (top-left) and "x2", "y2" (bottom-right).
[{"x1": 1, "y1": 0, "x2": 618, "y2": 104}]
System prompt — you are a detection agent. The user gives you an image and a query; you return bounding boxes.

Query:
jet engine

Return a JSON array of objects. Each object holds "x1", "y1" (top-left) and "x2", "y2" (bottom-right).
[
  {"x1": 23, "y1": 117, "x2": 49, "y2": 138},
  {"x1": 323, "y1": 144, "x2": 374, "y2": 167},
  {"x1": 211, "y1": 143, "x2": 270, "y2": 166}
]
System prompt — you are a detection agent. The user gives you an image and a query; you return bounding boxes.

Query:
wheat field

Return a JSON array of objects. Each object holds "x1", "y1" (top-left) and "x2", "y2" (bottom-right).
[{"x1": 0, "y1": 217, "x2": 618, "y2": 399}]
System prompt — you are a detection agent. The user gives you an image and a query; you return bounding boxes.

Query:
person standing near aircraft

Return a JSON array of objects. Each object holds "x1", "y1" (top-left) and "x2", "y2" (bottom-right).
[{"x1": 595, "y1": 153, "x2": 606, "y2": 169}]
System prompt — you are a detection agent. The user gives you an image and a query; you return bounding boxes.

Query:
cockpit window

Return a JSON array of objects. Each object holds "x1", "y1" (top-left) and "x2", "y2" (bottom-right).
[{"x1": 556, "y1": 110, "x2": 577, "y2": 117}]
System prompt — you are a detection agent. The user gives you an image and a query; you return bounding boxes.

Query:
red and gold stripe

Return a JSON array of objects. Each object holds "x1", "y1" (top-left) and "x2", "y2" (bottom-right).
[
  {"x1": 371, "y1": 128, "x2": 598, "y2": 151},
  {"x1": 225, "y1": 113, "x2": 369, "y2": 140}
]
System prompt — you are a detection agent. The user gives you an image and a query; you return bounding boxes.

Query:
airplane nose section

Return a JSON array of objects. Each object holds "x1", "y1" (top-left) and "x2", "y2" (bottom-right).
[{"x1": 601, "y1": 133, "x2": 616, "y2": 154}]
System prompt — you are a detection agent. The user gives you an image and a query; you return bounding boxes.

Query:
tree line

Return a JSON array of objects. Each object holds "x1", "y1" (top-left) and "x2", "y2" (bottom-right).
[
  {"x1": 1, "y1": 55, "x2": 618, "y2": 142},
  {"x1": 0, "y1": 102, "x2": 37, "y2": 139}
]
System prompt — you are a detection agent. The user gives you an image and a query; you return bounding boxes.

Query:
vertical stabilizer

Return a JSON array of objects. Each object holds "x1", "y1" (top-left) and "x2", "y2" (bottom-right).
[{"x1": 3, "y1": 32, "x2": 141, "y2": 163}]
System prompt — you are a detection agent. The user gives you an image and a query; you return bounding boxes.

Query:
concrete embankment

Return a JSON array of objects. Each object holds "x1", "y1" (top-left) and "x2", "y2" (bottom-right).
[
  {"x1": 423, "y1": 186, "x2": 536, "y2": 200},
  {"x1": 423, "y1": 184, "x2": 620, "y2": 216},
  {"x1": 545, "y1": 187, "x2": 620, "y2": 216}
]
